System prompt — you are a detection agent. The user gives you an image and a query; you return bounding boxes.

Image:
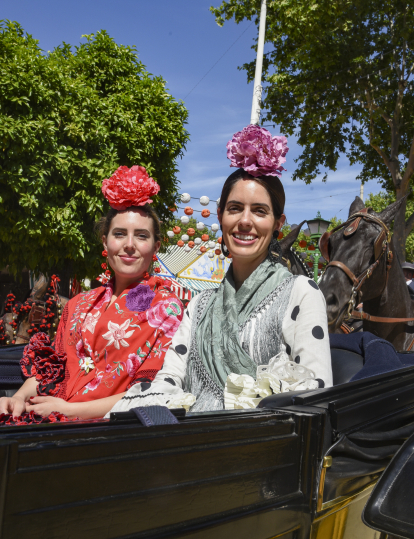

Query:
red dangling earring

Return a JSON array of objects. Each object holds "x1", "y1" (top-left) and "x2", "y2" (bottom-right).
[
  {"x1": 97, "y1": 249, "x2": 111, "y2": 284},
  {"x1": 153, "y1": 253, "x2": 161, "y2": 273}
]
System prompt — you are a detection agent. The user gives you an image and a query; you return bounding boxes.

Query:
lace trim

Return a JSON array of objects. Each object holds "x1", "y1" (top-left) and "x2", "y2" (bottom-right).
[{"x1": 239, "y1": 275, "x2": 296, "y2": 332}]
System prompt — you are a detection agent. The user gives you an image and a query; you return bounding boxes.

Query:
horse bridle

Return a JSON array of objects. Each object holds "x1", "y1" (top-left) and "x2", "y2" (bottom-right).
[{"x1": 319, "y1": 208, "x2": 396, "y2": 322}]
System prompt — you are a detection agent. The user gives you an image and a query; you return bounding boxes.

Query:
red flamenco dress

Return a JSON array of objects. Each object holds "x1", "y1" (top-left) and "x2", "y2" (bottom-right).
[{"x1": 1, "y1": 276, "x2": 183, "y2": 426}]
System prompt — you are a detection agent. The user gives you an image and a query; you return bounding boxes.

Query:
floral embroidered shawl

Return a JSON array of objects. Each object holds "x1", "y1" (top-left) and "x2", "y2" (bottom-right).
[{"x1": 21, "y1": 276, "x2": 184, "y2": 402}]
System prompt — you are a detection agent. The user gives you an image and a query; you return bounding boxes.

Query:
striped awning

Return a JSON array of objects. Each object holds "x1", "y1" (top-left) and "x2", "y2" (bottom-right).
[
  {"x1": 177, "y1": 278, "x2": 220, "y2": 295},
  {"x1": 157, "y1": 244, "x2": 209, "y2": 276},
  {"x1": 168, "y1": 279, "x2": 193, "y2": 301}
]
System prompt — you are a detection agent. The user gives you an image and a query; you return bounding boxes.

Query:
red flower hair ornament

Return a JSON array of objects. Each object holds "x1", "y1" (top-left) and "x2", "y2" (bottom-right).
[{"x1": 102, "y1": 166, "x2": 160, "y2": 210}]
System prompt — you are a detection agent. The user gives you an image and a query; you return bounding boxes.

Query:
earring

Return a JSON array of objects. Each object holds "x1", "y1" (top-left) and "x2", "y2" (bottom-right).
[
  {"x1": 98, "y1": 249, "x2": 112, "y2": 283},
  {"x1": 268, "y1": 234, "x2": 282, "y2": 262},
  {"x1": 221, "y1": 237, "x2": 231, "y2": 258}
]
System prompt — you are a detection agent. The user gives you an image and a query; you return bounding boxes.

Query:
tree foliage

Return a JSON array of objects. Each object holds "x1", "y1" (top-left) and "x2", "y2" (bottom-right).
[
  {"x1": 211, "y1": 0, "x2": 414, "y2": 261},
  {"x1": 0, "y1": 21, "x2": 189, "y2": 280}
]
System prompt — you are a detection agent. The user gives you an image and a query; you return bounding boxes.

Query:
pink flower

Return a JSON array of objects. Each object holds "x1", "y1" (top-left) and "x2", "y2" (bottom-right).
[
  {"x1": 147, "y1": 299, "x2": 183, "y2": 338},
  {"x1": 127, "y1": 353, "x2": 143, "y2": 377},
  {"x1": 105, "y1": 363, "x2": 112, "y2": 373},
  {"x1": 76, "y1": 339, "x2": 86, "y2": 360},
  {"x1": 226, "y1": 125, "x2": 289, "y2": 178},
  {"x1": 85, "y1": 372, "x2": 103, "y2": 391},
  {"x1": 82, "y1": 311, "x2": 101, "y2": 334},
  {"x1": 102, "y1": 319, "x2": 135, "y2": 349},
  {"x1": 93, "y1": 285, "x2": 113, "y2": 310},
  {"x1": 102, "y1": 166, "x2": 160, "y2": 210}
]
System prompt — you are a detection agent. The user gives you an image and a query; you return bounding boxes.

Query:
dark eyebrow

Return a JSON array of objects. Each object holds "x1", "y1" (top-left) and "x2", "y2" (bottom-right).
[
  {"x1": 111, "y1": 228, "x2": 150, "y2": 234},
  {"x1": 226, "y1": 200, "x2": 271, "y2": 210}
]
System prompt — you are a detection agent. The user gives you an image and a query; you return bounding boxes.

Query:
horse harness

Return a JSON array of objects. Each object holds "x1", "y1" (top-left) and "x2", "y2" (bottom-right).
[{"x1": 319, "y1": 208, "x2": 414, "y2": 346}]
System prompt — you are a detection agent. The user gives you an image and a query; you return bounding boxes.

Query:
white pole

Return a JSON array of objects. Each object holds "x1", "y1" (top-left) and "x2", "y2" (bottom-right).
[
  {"x1": 360, "y1": 182, "x2": 364, "y2": 202},
  {"x1": 250, "y1": 0, "x2": 267, "y2": 125}
]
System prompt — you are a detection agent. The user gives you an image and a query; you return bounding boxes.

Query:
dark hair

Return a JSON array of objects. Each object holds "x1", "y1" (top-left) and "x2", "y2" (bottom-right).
[
  {"x1": 96, "y1": 204, "x2": 161, "y2": 243},
  {"x1": 219, "y1": 168, "x2": 285, "y2": 221}
]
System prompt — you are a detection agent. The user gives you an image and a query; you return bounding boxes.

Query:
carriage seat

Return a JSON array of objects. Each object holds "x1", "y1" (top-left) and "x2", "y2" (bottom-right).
[{"x1": 258, "y1": 348, "x2": 364, "y2": 409}]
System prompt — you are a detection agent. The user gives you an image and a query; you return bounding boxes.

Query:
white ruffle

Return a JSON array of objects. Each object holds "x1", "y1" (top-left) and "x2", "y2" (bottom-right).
[{"x1": 224, "y1": 351, "x2": 318, "y2": 409}]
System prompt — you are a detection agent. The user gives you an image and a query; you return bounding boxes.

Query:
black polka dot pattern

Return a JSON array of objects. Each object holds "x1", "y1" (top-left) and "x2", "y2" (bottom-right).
[
  {"x1": 308, "y1": 279, "x2": 319, "y2": 290},
  {"x1": 164, "y1": 377, "x2": 176, "y2": 386},
  {"x1": 175, "y1": 344, "x2": 188, "y2": 355},
  {"x1": 141, "y1": 382, "x2": 152, "y2": 392},
  {"x1": 285, "y1": 344, "x2": 291, "y2": 355},
  {"x1": 312, "y1": 326, "x2": 324, "y2": 340},
  {"x1": 294, "y1": 355, "x2": 300, "y2": 364},
  {"x1": 315, "y1": 378, "x2": 325, "y2": 388},
  {"x1": 186, "y1": 310, "x2": 190, "y2": 318},
  {"x1": 291, "y1": 306, "x2": 300, "y2": 321}
]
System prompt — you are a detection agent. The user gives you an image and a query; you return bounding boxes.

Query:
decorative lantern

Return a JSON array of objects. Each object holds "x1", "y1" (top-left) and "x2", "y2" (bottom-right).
[
  {"x1": 278, "y1": 231, "x2": 284, "y2": 240},
  {"x1": 194, "y1": 237, "x2": 202, "y2": 245},
  {"x1": 196, "y1": 221, "x2": 204, "y2": 230},
  {"x1": 196, "y1": 249, "x2": 202, "y2": 256},
  {"x1": 184, "y1": 206, "x2": 193, "y2": 215},
  {"x1": 208, "y1": 240, "x2": 216, "y2": 249},
  {"x1": 200, "y1": 246, "x2": 207, "y2": 253},
  {"x1": 187, "y1": 228, "x2": 195, "y2": 236},
  {"x1": 181, "y1": 193, "x2": 191, "y2": 203},
  {"x1": 177, "y1": 240, "x2": 184, "y2": 247},
  {"x1": 173, "y1": 226, "x2": 181, "y2": 235},
  {"x1": 215, "y1": 249, "x2": 221, "y2": 255},
  {"x1": 200, "y1": 196, "x2": 210, "y2": 206},
  {"x1": 217, "y1": 237, "x2": 222, "y2": 244},
  {"x1": 299, "y1": 240, "x2": 307, "y2": 248},
  {"x1": 219, "y1": 254, "x2": 225, "y2": 260},
  {"x1": 181, "y1": 234, "x2": 189, "y2": 242},
  {"x1": 201, "y1": 234, "x2": 209, "y2": 241},
  {"x1": 216, "y1": 197, "x2": 220, "y2": 206},
  {"x1": 208, "y1": 251, "x2": 214, "y2": 258},
  {"x1": 201, "y1": 209, "x2": 210, "y2": 218},
  {"x1": 167, "y1": 230, "x2": 174, "y2": 238},
  {"x1": 184, "y1": 245, "x2": 191, "y2": 252},
  {"x1": 180, "y1": 215, "x2": 190, "y2": 224},
  {"x1": 211, "y1": 223, "x2": 219, "y2": 232},
  {"x1": 169, "y1": 206, "x2": 177, "y2": 212},
  {"x1": 227, "y1": 253, "x2": 232, "y2": 259},
  {"x1": 188, "y1": 241, "x2": 195, "y2": 248},
  {"x1": 308, "y1": 244, "x2": 316, "y2": 251}
]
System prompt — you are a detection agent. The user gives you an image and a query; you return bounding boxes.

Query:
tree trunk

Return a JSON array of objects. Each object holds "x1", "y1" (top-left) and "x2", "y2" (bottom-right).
[{"x1": 394, "y1": 187, "x2": 409, "y2": 263}]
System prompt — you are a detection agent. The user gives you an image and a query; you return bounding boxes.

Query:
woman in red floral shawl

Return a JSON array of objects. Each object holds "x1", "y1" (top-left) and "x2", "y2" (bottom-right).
[{"x1": 0, "y1": 166, "x2": 184, "y2": 421}]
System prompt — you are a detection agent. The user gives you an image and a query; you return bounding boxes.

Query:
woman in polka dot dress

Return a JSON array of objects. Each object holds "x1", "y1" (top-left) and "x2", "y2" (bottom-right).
[{"x1": 109, "y1": 126, "x2": 332, "y2": 414}]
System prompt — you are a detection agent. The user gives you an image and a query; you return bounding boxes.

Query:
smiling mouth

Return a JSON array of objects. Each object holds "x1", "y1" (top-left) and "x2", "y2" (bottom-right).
[{"x1": 232, "y1": 233, "x2": 258, "y2": 245}]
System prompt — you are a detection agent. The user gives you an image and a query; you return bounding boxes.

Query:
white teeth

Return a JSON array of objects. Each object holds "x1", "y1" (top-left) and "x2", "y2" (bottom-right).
[{"x1": 234, "y1": 234, "x2": 256, "y2": 241}]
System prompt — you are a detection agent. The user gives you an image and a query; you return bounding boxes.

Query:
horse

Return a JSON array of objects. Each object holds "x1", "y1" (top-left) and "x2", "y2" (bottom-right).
[
  {"x1": 319, "y1": 196, "x2": 414, "y2": 351},
  {"x1": 279, "y1": 220, "x2": 314, "y2": 278}
]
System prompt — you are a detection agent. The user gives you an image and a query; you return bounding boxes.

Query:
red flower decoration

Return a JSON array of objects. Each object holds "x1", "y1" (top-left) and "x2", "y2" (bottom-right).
[
  {"x1": 102, "y1": 166, "x2": 160, "y2": 210},
  {"x1": 152, "y1": 254, "x2": 158, "y2": 261},
  {"x1": 102, "y1": 250, "x2": 108, "y2": 257}
]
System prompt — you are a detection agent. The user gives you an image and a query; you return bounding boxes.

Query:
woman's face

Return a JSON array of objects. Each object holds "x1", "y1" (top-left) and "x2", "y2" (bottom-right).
[
  {"x1": 218, "y1": 179, "x2": 285, "y2": 264},
  {"x1": 102, "y1": 209, "x2": 160, "y2": 282}
]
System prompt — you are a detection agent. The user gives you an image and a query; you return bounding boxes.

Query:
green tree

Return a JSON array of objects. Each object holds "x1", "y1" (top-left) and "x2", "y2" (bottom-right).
[
  {"x1": 365, "y1": 191, "x2": 414, "y2": 261},
  {"x1": 211, "y1": 0, "x2": 414, "y2": 262},
  {"x1": 0, "y1": 21, "x2": 189, "y2": 287},
  {"x1": 164, "y1": 217, "x2": 217, "y2": 247}
]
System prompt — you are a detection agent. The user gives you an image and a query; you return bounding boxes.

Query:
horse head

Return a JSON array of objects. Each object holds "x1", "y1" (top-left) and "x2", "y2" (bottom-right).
[{"x1": 319, "y1": 196, "x2": 407, "y2": 333}]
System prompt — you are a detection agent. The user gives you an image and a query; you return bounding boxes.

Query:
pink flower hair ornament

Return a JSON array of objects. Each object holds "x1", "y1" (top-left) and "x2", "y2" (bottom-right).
[
  {"x1": 226, "y1": 125, "x2": 289, "y2": 178},
  {"x1": 102, "y1": 165, "x2": 160, "y2": 210}
]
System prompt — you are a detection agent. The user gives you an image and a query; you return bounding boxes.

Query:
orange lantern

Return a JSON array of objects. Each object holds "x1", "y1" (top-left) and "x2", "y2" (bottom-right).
[
  {"x1": 201, "y1": 209, "x2": 210, "y2": 218},
  {"x1": 173, "y1": 226, "x2": 181, "y2": 235},
  {"x1": 188, "y1": 241, "x2": 195, "y2": 248},
  {"x1": 217, "y1": 237, "x2": 222, "y2": 244},
  {"x1": 278, "y1": 231, "x2": 284, "y2": 240},
  {"x1": 318, "y1": 263, "x2": 323, "y2": 269},
  {"x1": 299, "y1": 240, "x2": 307, "y2": 248},
  {"x1": 308, "y1": 244, "x2": 315, "y2": 251},
  {"x1": 200, "y1": 246, "x2": 207, "y2": 253},
  {"x1": 187, "y1": 228, "x2": 195, "y2": 236},
  {"x1": 307, "y1": 262, "x2": 313, "y2": 267},
  {"x1": 215, "y1": 249, "x2": 221, "y2": 255},
  {"x1": 227, "y1": 253, "x2": 232, "y2": 258},
  {"x1": 169, "y1": 206, "x2": 177, "y2": 212},
  {"x1": 184, "y1": 206, "x2": 193, "y2": 215},
  {"x1": 177, "y1": 240, "x2": 184, "y2": 247},
  {"x1": 201, "y1": 234, "x2": 209, "y2": 241}
]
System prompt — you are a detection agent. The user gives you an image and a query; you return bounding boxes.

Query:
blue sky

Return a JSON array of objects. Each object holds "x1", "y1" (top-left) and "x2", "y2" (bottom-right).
[{"x1": 3, "y1": 0, "x2": 383, "y2": 228}]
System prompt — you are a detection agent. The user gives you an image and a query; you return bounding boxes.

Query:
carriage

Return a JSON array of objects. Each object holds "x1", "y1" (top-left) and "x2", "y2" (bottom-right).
[{"x1": 0, "y1": 196, "x2": 413, "y2": 538}]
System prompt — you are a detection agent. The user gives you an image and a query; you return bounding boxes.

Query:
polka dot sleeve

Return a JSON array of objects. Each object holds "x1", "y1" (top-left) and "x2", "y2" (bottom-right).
[{"x1": 282, "y1": 276, "x2": 333, "y2": 388}]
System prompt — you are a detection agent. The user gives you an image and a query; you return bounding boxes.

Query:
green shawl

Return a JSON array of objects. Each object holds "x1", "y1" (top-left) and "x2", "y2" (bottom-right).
[{"x1": 196, "y1": 256, "x2": 292, "y2": 387}]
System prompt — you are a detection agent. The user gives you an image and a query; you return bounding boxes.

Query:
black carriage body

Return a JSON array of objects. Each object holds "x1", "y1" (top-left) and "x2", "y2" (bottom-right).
[{"x1": 0, "y1": 362, "x2": 414, "y2": 538}]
